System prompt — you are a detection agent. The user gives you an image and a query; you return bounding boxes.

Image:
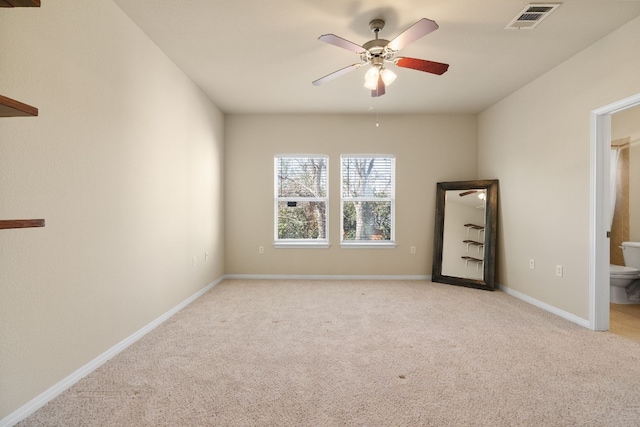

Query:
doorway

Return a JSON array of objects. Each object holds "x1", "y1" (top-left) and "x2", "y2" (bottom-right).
[{"x1": 590, "y1": 92, "x2": 640, "y2": 331}]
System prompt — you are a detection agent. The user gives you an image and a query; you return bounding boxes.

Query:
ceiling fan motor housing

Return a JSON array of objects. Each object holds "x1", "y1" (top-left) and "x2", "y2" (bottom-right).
[
  {"x1": 362, "y1": 20, "x2": 396, "y2": 65},
  {"x1": 361, "y1": 40, "x2": 395, "y2": 66}
]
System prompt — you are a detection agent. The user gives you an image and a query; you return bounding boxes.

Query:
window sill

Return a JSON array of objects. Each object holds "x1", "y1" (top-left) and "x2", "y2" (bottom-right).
[
  {"x1": 273, "y1": 241, "x2": 330, "y2": 249},
  {"x1": 340, "y1": 242, "x2": 397, "y2": 249}
]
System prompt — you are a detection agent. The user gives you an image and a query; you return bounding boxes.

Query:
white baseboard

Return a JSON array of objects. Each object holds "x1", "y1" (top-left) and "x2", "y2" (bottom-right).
[
  {"x1": 224, "y1": 274, "x2": 431, "y2": 281},
  {"x1": 499, "y1": 284, "x2": 590, "y2": 329},
  {"x1": 0, "y1": 277, "x2": 224, "y2": 427}
]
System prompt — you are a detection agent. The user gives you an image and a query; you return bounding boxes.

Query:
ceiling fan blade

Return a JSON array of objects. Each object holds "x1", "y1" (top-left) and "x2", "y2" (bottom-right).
[
  {"x1": 388, "y1": 18, "x2": 439, "y2": 51},
  {"x1": 312, "y1": 63, "x2": 363, "y2": 86},
  {"x1": 371, "y1": 75, "x2": 386, "y2": 97},
  {"x1": 395, "y1": 57, "x2": 449, "y2": 75},
  {"x1": 459, "y1": 190, "x2": 478, "y2": 197},
  {"x1": 318, "y1": 34, "x2": 366, "y2": 54}
]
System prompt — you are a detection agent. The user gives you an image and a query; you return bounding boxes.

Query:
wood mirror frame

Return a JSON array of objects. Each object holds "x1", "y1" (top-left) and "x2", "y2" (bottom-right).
[{"x1": 432, "y1": 179, "x2": 499, "y2": 290}]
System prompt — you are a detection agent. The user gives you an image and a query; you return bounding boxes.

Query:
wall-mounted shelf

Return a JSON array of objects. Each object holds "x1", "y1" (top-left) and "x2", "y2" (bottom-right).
[
  {"x1": 463, "y1": 223, "x2": 485, "y2": 232},
  {"x1": 0, "y1": 94, "x2": 38, "y2": 117},
  {"x1": 463, "y1": 239, "x2": 484, "y2": 253},
  {"x1": 461, "y1": 255, "x2": 483, "y2": 270},
  {"x1": 0, "y1": 219, "x2": 45, "y2": 229},
  {"x1": 464, "y1": 223, "x2": 485, "y2": 239},
  {"x1": 0, "y1": 0, "x2": 40, "y2": 7}
]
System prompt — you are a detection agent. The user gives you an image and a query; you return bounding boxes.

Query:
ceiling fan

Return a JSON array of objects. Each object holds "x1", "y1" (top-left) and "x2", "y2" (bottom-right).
[
  {"x1": 460, "y1": 190, "x2": 486, "y2": 201},
  {"x1": 312, "y1": 18, "x2": 449, "y2": 97}
]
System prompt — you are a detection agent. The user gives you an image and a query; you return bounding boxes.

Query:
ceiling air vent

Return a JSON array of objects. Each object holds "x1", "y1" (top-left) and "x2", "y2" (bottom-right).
[{"x1": 506, "y1": 3, "x2": 561, "y2": 30}]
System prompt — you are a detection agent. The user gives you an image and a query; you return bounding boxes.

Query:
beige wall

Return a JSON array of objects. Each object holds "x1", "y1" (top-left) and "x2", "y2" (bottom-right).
[
  {"x1": 0, "y1": 0, "x2": 224, "y2": 419},
  {"x1": 612, "y1": 106, "x2": 640, "y2": 242},
  {"x1": 225, "y1": 114, "x2": 478, "y2": 276},
  {"x1": 478, "y1": 16, "x2": 640, "y2": 319}
]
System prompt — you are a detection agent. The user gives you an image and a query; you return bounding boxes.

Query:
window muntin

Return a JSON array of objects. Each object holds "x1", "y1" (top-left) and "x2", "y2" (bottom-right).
[
  {"x1": 341, "y1": 155, "x2": 395, "y2": 244},
  {"x1": 274, "y1": 156, "x2": 328, "y2": 245}
]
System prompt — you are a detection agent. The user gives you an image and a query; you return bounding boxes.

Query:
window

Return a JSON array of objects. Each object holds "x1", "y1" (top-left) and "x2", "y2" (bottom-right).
[
  {"x1": 274, "y1": 156, "x2": 328, "y2": 247},
  {"x1": 341, "y1": 155, "x2": 395, "y2": 246}
]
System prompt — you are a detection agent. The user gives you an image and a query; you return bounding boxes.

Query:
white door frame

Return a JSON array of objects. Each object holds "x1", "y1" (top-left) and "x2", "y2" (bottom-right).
[{"x1": 590, "y1": 92, "x2": 640, "y2": 331}]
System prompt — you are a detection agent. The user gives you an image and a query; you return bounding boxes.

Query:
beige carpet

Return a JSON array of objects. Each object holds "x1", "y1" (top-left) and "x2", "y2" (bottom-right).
[{"x1": 18, "y1": 280, "x2": 640, "y2": 426}]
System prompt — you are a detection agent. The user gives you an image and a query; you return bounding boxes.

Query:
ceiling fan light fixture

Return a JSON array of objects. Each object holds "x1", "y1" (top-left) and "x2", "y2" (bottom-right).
[
  {"x1": 364, "y1": 66, "x2": 380, "y2": 90},
  {"x1": 380, "y1": 68, "x2": 397, "y2": 86}
]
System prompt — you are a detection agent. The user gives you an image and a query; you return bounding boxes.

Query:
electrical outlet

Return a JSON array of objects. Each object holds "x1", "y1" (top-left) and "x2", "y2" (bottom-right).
[
  {"x1": 192, "y1": 256, "x2": 197, "y2": 267},
  {"x1": 529, "y1": 259, "x2": 535, "y2": 269},
  {"x1": 410, "y1": 246, "x2": 416, "y2": 254},
  {"x1": 258, "y1": 246, "x2": 264, "y2": 254},
  {"x1": 556, "y1": 265, "x2": 563, "y2": 277},
  {"x1": 205, "y1": 252, "x2": 209, "y2": 262}
]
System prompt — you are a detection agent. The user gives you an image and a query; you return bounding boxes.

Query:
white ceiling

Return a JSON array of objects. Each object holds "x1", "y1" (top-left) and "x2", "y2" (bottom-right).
[{"x1": 112, "y1": 0, "x2": 640, "y2": 115}]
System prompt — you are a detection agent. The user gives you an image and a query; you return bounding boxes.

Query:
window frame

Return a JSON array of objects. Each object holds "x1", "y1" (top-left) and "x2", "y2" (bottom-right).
[
  {"x1": 340, "y1": 154, "x2": 396, "y2": 248},
  {"x1": 274, "y1": 154, "x2": 330, "y2": 249}
]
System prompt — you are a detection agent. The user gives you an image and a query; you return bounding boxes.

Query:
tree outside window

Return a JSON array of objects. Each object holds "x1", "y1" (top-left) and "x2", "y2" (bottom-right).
[
  {"x1": 341, "y1": 156, "x2": 395, "y2": 243},
  {"x1": 275, "y1": 156, "x2": 328, "y2": 243}
]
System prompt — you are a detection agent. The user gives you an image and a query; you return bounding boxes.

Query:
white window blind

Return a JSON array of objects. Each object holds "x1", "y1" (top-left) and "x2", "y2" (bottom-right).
[
  {"x1": 341, "y1": 155, "x2": 395, "y2": 243},
  {"x1": 274, "y1": 156, "x2": 328, "y2": 244}
]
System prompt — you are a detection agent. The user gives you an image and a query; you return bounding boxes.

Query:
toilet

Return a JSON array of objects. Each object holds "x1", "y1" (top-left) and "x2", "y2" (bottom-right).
[{"x1": 610, "y1": 241, "x2": 640, "y2": 304}]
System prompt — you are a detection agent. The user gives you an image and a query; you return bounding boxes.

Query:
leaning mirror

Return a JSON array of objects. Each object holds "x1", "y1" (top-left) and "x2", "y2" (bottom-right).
[{"x1": 432, "y1": 180, "x2": 499, "y2": 290}]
